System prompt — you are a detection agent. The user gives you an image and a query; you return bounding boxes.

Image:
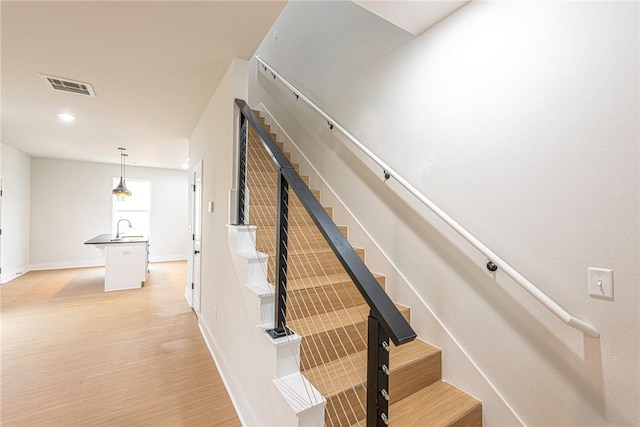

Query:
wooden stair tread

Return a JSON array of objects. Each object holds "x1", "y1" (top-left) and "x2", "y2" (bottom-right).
[
  {"x1": 304, "y1": 339, "x2": 439, "y2": 398},
  {"x1": 288, "y1": 272, "x2": 384, "y2": 292},
  {"x1": 251, "y1": 188, "x2": 320, "y2": 201},
  {"x1": 248, "y1": 196, "x2": 319, "y2": 208},
  {"x1": 247, "y1": 171, "x2": 278, "y2": 177},
  {"x1": 389, "y1": 339, "x2": 440, "y2": 375},
  {"x1": 248, "y1": 154, "x2": 290, "y2": 164},
  {"x1": 256, "y1": 227, "x2": 346, "y2": 253},
  {"x1": 248, "y1": 147, "x2": 290, "y2": 157},
  {"x1": 249, "y1": 209, "x2": 329, "y2": 228},
  {"x1": 246, "y1": 151, "x2": 288, "y2": 161},
  {"x1": 249, "y1": 204, "x2": 330, "y2": 214},
  {"x1": 262, "y1": 246, "x2": 363, "y2": 259},
  {"x1": 258, "y1": 224, "x2": 338, "y2": 230},
  {"x1": 350, "y1": 382, "x2": 481, "y2": 427},
  {"x1": 246, "y1": 160, "x2": 292, "y2": 171},
  {"x1": 257, "y1": 224, "x2": 344, "y2": 235},
  {"x1": 247, "y1": 133, "x2": 288, "y2": 151},
  {"x1": 263, "y1": 248, "x2": 364, "y2": 282},
  {"x1": 246, "y1": 161, "x2": 301, "y2": 174},
  {"x1": 248, "y1": 149, "x2": 291, "y2": 161},
  {"x1": 285, "y1": 273, "x2": 379, "y2": 321},
  {"x1": 288, "y1": 303, "x2": 409, "y2": 338},
  {"x1": 247, "y1": 175, "x2": 310, "y2": 187},
  {"x1": 256, "y1": 229, "x2": 346, "y2": 254}
]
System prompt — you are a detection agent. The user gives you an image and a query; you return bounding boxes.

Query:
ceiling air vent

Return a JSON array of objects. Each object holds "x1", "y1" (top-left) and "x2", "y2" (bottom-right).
[{"x1": 39, "y1": 74, "x2": 96, "y2": 97}]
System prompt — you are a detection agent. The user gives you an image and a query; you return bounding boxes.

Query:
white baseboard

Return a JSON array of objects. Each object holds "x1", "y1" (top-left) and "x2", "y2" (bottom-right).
[
  {"x1": 149, "y1": 255, "x2": 187, "y2": 263},
  {"x1": 198, "y1": 318, "x2": 257, "y2": 427},
  {"x1": 26, "y1": 256, "x2": 187, "y2": 273},
  {"x1": 1, "y1": 265, "x2": 31, "y2": 284},
  {"x1": 29, "y1": 259, "x2": 105, "y2": 272}
]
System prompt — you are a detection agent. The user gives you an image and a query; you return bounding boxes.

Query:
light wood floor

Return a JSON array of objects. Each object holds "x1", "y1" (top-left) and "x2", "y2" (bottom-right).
[{"x1": 0, "y1": 261, "x2": 240, "y2": 426}]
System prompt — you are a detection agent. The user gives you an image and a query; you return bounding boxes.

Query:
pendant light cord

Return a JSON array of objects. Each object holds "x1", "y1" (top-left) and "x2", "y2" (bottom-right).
[
  {"x1": 123, "y1": 153, "x2": 127, "y2": 184},
  {"x1": 118, "y1": 147, "x2": 126, "y2": 182}
]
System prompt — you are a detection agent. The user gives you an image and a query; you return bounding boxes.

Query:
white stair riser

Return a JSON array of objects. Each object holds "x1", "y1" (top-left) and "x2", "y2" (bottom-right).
[{"x1": 228, "y1": 224, "x2": 325, "y2": 426}]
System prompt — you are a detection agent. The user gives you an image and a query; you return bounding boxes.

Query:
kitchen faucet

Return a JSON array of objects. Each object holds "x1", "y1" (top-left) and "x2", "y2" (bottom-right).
[{"x1": 116, "y1": 219, "x2": 132, "y2": 238}]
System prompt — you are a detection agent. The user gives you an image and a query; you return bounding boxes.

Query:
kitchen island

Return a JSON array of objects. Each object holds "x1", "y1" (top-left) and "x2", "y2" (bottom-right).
[{"x1": 85, "y1": 234, "x2": 149, "y2": 292}]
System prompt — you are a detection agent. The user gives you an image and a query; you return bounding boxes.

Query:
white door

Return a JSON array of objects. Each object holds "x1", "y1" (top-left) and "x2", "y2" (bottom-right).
[{"x1": 191, "y1": 161, "x2": 203, "y2": 315}]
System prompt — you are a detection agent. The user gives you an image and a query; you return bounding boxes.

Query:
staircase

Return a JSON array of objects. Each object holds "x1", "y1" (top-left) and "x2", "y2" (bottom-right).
[{"x1": 246, "y1": 111, "x2": 482, "y2": 426}]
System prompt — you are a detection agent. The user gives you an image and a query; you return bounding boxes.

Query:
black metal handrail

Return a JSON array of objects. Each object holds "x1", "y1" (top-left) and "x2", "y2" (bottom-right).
[
  {"x1": 235, "y1": 98, "x2": 416, "y2": 426},
  {"x1": 236, "y1": 98, "x2": 416, "y2": 346}
]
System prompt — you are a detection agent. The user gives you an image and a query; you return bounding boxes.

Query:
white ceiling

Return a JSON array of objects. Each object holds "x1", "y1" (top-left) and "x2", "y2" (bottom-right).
[{"x1": 1, "y1": 1, "x2": 286, "y2": 170}]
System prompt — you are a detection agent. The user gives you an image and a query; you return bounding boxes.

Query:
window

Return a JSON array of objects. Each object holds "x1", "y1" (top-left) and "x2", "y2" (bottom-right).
[{"x1": 112, "y1": 179, "x2": 151, "y2": 237}]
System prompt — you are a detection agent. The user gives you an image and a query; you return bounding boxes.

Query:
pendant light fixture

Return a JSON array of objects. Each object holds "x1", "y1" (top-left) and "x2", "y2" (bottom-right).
[{"x1": 112, "y1": 147, "x2": 132, "y2": 197}]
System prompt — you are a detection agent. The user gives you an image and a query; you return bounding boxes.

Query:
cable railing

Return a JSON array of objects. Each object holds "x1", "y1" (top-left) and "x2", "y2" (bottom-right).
[
  {"x1": 236, "y1": 98, "x2": 416, "y2": 426},
  {"x1": 254, "y1": 56, "x2": 599, "y2": 339},
  {"x1": 244, "y1": 124, "x2": 365, "y2": 424}
]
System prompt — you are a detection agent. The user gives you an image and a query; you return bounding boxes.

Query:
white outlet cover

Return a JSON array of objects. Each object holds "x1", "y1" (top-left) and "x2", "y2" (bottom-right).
[{"x1": 588, "y1": 267, "x2": 613, "y2": 300}]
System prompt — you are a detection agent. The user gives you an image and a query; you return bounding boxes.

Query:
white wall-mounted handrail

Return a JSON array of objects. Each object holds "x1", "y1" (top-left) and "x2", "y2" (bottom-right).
[{"x1": 254, "y1": 56, "x2": 599, "y2": 339}]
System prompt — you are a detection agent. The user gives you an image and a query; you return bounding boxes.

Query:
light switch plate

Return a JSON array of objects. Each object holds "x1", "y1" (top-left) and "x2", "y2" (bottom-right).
[
  {"x1": 588, "y1": 267, "x2": 613, "y2": 300},
  {"x1": 208, "y1": 201, "x2": 214, "y2": 213}
]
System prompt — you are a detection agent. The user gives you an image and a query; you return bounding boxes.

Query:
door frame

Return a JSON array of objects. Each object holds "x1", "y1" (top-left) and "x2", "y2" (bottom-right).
[
  {"x1": 187, "y1": 160, "x2": 203, "y2": 315},
  {"x1": 0, "y1": 176, "x2": 3, "y2": 283}
]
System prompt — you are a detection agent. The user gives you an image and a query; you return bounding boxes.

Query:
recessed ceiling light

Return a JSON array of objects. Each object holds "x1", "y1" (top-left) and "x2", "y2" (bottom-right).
[
  {"x1": 57, "y1": 113, "x2": 76, "y2": 122},
  {"x1": 181, "y1": 163, "x2": 189, "y2": 170}
]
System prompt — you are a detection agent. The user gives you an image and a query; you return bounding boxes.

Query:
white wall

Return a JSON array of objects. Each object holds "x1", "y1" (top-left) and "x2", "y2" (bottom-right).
[
  {"x1": 188, "y1": 58, "x2": 292, "y2": 425},
  {"x1": 30, "y1": 157, "x2": 188, "y2": 269},
  {"x1": 0, "y1": 144, "x2": 31, "y2": 283},
  {"x1": 252, "y1": 1, "x2": 639, "y2": 426}
]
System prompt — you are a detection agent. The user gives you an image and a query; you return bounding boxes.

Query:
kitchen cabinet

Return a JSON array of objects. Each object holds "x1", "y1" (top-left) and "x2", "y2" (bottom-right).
[{"x1": 85, "y1": 234, "x2": 149, "y2": 292}]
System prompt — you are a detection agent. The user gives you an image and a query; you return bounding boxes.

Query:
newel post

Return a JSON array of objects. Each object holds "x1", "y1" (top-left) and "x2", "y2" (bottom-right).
[
  {"x1": 367, "y1": 312, "x2": 390, "y2": 427},
  {"x1": 236, "y1": 114, "x2": 248, "y2": 225},
  {"x1": 267, "y1": 168, "x2": 291, "y2": 338}
]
